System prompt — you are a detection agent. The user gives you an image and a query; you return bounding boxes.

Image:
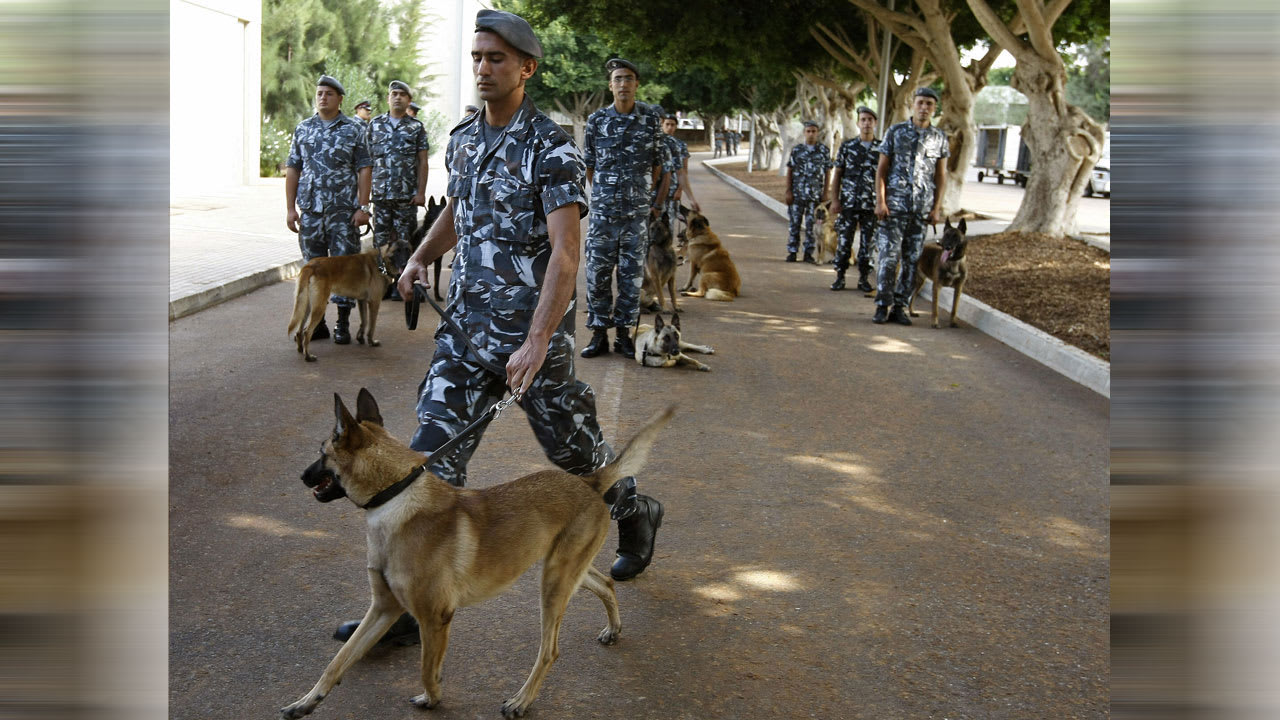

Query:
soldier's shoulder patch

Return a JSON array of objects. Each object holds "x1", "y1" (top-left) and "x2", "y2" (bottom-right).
[{"x1": 449, "y1": 112, "x2": 480, "y2": 136}]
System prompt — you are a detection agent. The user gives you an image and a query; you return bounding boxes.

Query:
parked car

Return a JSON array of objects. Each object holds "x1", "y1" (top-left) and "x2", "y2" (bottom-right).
[{"x1": 1084, "y1": 154, "x2": 1110, "y2": 197}]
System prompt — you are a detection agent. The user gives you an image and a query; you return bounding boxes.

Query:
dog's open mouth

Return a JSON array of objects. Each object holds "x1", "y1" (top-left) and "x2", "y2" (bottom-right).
[{"x1": 301, "y1": 456, "x2": 347, "y2": 503}]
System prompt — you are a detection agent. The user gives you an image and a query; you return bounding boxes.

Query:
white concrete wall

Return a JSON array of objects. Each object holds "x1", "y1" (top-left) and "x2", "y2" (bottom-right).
[
  {"x1": 170, "y1": 0, "x2": 261, "y2": 194},
  {"x1": 417, "y1": 0, "x2": 485, "y2": 199}
]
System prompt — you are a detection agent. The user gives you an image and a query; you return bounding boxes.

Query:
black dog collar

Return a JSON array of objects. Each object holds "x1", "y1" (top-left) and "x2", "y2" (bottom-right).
[{"x1": 361, "y1": 464, "x2": 427, "y2": 510}]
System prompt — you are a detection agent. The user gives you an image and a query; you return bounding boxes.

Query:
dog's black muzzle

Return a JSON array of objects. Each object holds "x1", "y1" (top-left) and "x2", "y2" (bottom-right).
[{"x1": 301, "y1": 454, "x2": 347, "y2": 503}]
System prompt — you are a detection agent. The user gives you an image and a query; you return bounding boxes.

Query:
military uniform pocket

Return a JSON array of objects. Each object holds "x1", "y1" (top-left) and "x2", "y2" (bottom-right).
[{"x1": 490, "y1": 177, "x2": 537, "y2": 245}]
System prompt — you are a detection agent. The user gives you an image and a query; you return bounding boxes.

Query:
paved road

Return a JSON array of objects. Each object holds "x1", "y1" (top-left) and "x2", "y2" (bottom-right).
[{"x1": 170, "y1": 158, "x2": 1108, "y2": 718}]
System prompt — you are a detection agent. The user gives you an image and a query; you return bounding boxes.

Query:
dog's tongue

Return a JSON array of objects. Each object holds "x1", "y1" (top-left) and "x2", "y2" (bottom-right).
[{"x1": 941, "y1": 249, "x2": 951, "y2": 264}]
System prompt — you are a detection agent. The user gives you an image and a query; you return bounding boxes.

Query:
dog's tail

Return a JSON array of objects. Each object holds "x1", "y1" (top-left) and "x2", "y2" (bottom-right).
[
  {"x1": 704, "y1": 289, "x2": 735, "y2": 302},
  {"x1": 585, "y1": 406, "x2": 676, "y2": 494},
  {"x1": 286, "y1": 266, "x2": 314, "y2": 337}
]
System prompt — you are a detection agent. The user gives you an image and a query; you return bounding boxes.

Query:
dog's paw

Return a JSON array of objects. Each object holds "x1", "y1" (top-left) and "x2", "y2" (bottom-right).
[
  {"x1": 597, "y1": 626, "x2": 620, "y2": 645},
  {"x1": 304, "y1": 354, "x2": 317, "y2": 362},
  {"x1": 948, "y1": 321, "x2": 959, "y2": 328},
  {"x1": 697, "y1": 364, "x2": 712, "y2": 372},
  {"x1": 409, "y1": 692, "x2": 439, "y2": 710},
  {"x1": 703, "y1": 346, "x2": 715, "y2": 355},
  {"x1": 356, "y1": 332, "x2": 366, "y2": 345},
  {"x1": 369, "y1": 339, "x2": 381, "y2": 347},
  {"x1": 501, "y1": 698, "x2": 530, "y2": 719},
  {"x1": 909, "y1": 310, "x2": 920, "y2": 317},
  {"x1": 280, "y1": 693, "x2": 323, "y2": 719}
]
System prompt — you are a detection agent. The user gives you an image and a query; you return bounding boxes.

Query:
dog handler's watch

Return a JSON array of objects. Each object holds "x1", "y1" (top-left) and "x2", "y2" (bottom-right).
[{"x1": 357, "y1": 204, "x2": 370, "y2": 214}]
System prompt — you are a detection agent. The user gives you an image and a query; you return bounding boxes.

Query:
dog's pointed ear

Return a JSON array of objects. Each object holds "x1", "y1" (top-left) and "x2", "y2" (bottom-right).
[
  {"x1": 958, "y1": 217, "x2": 967, "y2": 234},
  {"x1": 654, "y1": 314, "x2": 665, "y2": 330},
  {"x1": 333, "y1": 393, "x2": 356, "y2": 437},
  {"x1": 945, "y1": 217, "x2": 953, "y2": 229},
  {"x1": 356, "y1": 387, "x2": 383, "y2": 426},
  {"x1": 671, "y1": 312, "x2": 681, "y2": 330}
]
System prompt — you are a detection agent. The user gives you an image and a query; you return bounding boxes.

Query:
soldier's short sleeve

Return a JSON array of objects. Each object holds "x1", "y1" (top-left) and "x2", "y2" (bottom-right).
[
  {"x1": 652, "y1": 119, "x2": 666, "y2": 170},
  {"x1": 353, "y1": 125, "x2": 373, "y2": 170},
  {"x1": 415, "y1": 121, "x2": 429, "y2": 155},
  {"x1": 286, "y1": 125, "x2": 303, "y2": 170},
  {"x1": 582, "y1": 118, "x2": 597, "y2": 170},
  {"x1": 878, "y1": 129, "x2": 896, "y2": 157},
  {"x1": 538, "y1": 135, "x2": 588, "y2": 219},
  {"x1": 786, "y1": 145, "x2": 796, "y2": 168},
  {"x1": 940, "y1": 133, "x2": 951, "y2": 158}
]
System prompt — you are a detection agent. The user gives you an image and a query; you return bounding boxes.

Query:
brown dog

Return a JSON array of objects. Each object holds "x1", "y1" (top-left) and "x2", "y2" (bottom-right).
[
  {"x1": 633, "y1": 312, "x2": 714, "y2": 371},
  {"x1": 281, "y1": 389, "x2": 674, "y2": 720},
  {"x1": 679, "y1": 210, "x2": 740, "y2": 301},
  {"x1": 908, "y1": 217, "x2": 969, "y2": 328},
  {"x1": 287, "y1": 243, "x2": 401, "y2": 362},
  {"x1": 640, "y1": 209, "x2": 680, "y2": 313},
  {"x1": 812, "y1": 203, "x2": 839, "y2": 265}
]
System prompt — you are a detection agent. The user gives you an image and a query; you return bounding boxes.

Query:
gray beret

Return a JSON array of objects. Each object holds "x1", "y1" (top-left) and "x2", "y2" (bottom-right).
[
  {"x1": 606, "y1": 58, "x2": 640, "y2": 81},
  {"x1": 317, "y1": 75, "x2": 345, "y2": 96},
  {"x1": 388, "y1": 80, "x2": 413, "y2": 98},
  {"x1": 802, "y1": 120, "x2": 820, "y2": 129},
  {"x1": 914, "y1": 87, "x2": 940, "y2": 102},
  {"x1": 408, "y1": 102, "x2": 421, "y2": 112},
  {"x1": 353, "y1": 100, "x2": 371, "y2": 111},
  {"x1": 856, "y1": 105, "x2": 877, "y2": 119},
  {"x1": 475, "y1": 9, "x2": 543, "y2": 58}
]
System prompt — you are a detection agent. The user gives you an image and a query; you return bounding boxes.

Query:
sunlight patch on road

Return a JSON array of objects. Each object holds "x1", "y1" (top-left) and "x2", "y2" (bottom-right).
[
  {"x1": 1041, "y1": 516, "x2": 1104, "y2": 554},
  {"x1": 866, "y1": 336, "x2": 923, "y2": 354},
  {"x1": 790, "y1": 454, "x2": 876, "y2": 480},
  {"x1": 735, "y1": 570, "x2": 803, "y2": 591},
  {"x1": 226, "y1": 514, "x2": 333, "y2": 539},
  {"x1": 794, "y1": 325, "x2": 821, "y2": 333},
  {"x1": 693, "y1": 583, "x2": 743, "y2": 602}
]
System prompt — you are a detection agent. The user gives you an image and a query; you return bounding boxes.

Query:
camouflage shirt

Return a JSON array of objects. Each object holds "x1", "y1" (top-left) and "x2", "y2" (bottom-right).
[
  {"x1": 583, "y1": 101, "x2": 669, "y2": 216},
  {"x1": 787, "y1": 141, "x2": 832, "y2": 202},
  {"x1": 834, "y1": 137, "x2": 880, "y2": 210},
  {"x1": 879, "y1": 120, "x2": 950, "y2": 216},
  {"x1": 286, "y1": 112, "x2": 372, "y2": 213},
  {"x1": 660, "y1": 133, "x2": 687, "y2": 200},
  {"x1": 370, "y1": 112, "x2": 428, "y2": 201},
  {"x1": 443, "y1": 94, "x2": 588, "y2": 360}
]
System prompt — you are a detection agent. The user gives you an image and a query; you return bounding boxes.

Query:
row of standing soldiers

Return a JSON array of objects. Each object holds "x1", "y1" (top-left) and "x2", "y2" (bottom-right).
[{"x1": 713, "y1": 129, "x2": 741, "y2": 158}]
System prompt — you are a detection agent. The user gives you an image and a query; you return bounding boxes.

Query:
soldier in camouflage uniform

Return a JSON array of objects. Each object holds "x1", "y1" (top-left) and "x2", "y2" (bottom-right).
[
  {"x1": 333, "y1": 9, "x2": 667, "y2": 648},
  {"x1": 285, "y1": 75, "x2": 372, "y2": 344},
  {"x1": 580, "y1": 57, "x2": 671, "y2": 358},
  {"x1": 829, "y1": 106, "x2": 881, "y2": 292},
  {"x1": 369, "y1": 80, "x2": 429, "y2": 301},
  {"x1": 353, "y1": 100, "x2": 372, "y2": 137},
  {"x1": 660, "y1": 114, "x2": 700, "y2": 243},
  {"x1": 873, "y1": 87, "x2": 949, "y2": 325},
  {"x1": 785, "y1": 120, "x2": 831, "y2": 263}
]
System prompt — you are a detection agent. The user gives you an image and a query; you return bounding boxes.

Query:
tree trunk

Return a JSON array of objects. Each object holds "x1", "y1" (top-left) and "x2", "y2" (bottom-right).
[
  {"x1": 937, "y1": 90, "x2": 977, "y2": 218},
  {"x1": 1008, "y1": 55, "x2": 1104, "y2": 235},
  {"x1": 775, "y1": 109, "x2": 797, "y2": 177}
]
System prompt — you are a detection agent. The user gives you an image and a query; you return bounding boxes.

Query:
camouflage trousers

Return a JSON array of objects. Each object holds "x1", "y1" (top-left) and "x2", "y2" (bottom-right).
[
  {"x1": 299, "y1": 207, "x2": 361, "y2": 309},
  {"x1": 409, "y1": 317, "x2": 638, "y2": 515},
  {"x1": 585, "y1": 211, "x2": 647, "y2": 329},
  {"x1": 787, "y1": 198, "x2": 820, "y2": 254},
  {"x1": 373, "y1": 199, "x2": 417, "y2": 271},
  {"x1": 874, "y1": 213, "x2": 928, "y2": 308},
  {"x1": 835, "y1": 208, "x2": 877, "y2": 274}
]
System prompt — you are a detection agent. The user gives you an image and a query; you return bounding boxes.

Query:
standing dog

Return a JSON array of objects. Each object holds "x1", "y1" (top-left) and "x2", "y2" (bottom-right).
[
  {"x1": 640, "y1": 209, "x2": 680, "y2": 313},
  {"x1": 679, "y1": 210, "x2": 740, "y2": 301},
  {"x1": 281, "y1": 389, "x2": 673, "y2": 720},
  {"x1": 812, "y1": 204, "x2": 839, "y2": 265},
  {"x1": 633, "y1": 312, "x2": 714, "y2": 371},
  {"x1": 908, "y1": 217, "x2": 969, "y2": 328},
  {"x1": 410, "y1": 196, "x2": 449, "y2": 301},
  {"x1": 287, "y1": 243, "x2": 402, "y2": 362}
]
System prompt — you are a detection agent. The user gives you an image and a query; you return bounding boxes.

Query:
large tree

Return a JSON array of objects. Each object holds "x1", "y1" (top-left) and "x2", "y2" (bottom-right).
[{"x1": 967, "y1": 0, "x2": 1108, "y2": 234}]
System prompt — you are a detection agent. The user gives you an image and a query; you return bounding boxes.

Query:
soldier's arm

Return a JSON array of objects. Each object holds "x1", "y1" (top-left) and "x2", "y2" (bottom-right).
[
  {"x1": 679, "y1": 157, "x2": 699, "y2": 212},
  {"x1": 875, "y1": 154, "x2": 891, "y2": 219},
  {"x1": 930, "y1": 158, "x2": 946, "y2": 225},
  {"x1": 506, "y1": 203, "x2": 579, "y2": 395},
  {"x1": 285, "y1": 167, "x2": 300, "y2": 232},
  {"x1": 413, "y1": 148, "x2": 428, "y2": 205},
  {"x1": 785, "y1": 166, "x2": 794, "y2": 205},
  {"x1": 653, "y1": 170, "x2": 671, "y2": 216},
  {"x1": 396, "y1": 198, "x2": 459, "y2": 298}
]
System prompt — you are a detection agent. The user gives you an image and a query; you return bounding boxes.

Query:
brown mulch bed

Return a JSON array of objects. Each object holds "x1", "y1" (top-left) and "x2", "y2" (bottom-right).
[{"x1": 711, "y1": 161, "x2": 1111, "y2": 361}]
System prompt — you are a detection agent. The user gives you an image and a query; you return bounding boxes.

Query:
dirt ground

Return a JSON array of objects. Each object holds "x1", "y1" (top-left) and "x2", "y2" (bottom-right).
[{"x1": 715, "y1": 162, "x2": 1111, "y2": 360}]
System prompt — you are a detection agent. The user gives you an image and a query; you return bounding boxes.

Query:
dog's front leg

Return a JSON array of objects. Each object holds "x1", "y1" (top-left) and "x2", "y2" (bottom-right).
[
  {"x1": 675, "y1": 353, "x2": 712, "y2": 372},
  {"x1": 680, "y1": 261, "x2": 700, "y2": 293},
  {"x1": 365, "y1": 298, "x2": 381, "y2": 346},
  {"x1": 678, "y1": 340, "x2": 715, "y2": 355},
  {"x1": 666, "y1": 275, "x2": 680, "y2": 312},
  {"x1": 949, "y1": 279, "x2": 965, "y2": 328},
  {"x1": 501, "y1": 565, "x2": 582, "y2": 718},
  {"x1": 355, "y1": 300, "x2": 368, "y2": 345},
  {"x1": 409, "y1": 608, "x2": 454, "y2": 710},
  {"x1": 930, "y1": 273, "x2": 942, "y2": 328}
]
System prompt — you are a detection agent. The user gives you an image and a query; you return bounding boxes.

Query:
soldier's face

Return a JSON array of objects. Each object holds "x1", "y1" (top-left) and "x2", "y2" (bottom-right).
[
  {"x1": 388, "y1": 89, "x2": 410, "y2": 113},
  {"x1": 472, "y1": 31, "x2": 535, "y2": 102},
  {"x1": 662, "y1": 119, "x2": 677, "y2": 135},
  {"x1": 804, "y1": 126, "x2": 818, "y2": 143},
  {"x1": 355, "y1": 107, "x2": 371, "y2": 120},
  {"x1": 857, "y1": 112, "x2": 877, "y2": 136},
  {"x1": 609, "y1": 69, "x2": 637, "y2": 102},
  {"x1": 912, "y1": 96, "x2": 937, "y2": 123},
  {"x1": 315, "y1": 87, "x2": 341, "y2": 113}
]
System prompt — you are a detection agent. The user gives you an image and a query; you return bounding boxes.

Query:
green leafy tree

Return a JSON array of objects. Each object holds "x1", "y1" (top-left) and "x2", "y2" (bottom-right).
[{"x1": 1065, "y1": 37, "x2": 1108, "y2": 124}]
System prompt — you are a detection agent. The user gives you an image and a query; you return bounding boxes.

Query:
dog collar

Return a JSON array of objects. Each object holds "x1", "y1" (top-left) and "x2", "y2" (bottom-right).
[
  {"x1": 361, "y1": 464, "x2": 427, "y2": 509},
  {"x1": 375, "y1": 253, "x2": 398, "y2": 281}
]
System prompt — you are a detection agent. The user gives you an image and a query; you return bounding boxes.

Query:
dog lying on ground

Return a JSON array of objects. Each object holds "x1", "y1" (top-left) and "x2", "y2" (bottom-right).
[
  {"x1": 287, "y1": 243, "x2": 403, "y2": 362},
  {"x1": 281, "y1": 389, "x2": 674, "y2": 720},
  {"x1": 640, "y1": 209, "x2": 680, "y2": 313},
  {"x1": 679, "y1": 210, "x2": 740, "y2": 301},
  {"x1": 812, "y1": 203, "x2": 839, "y2": 265},
  {"x1": 633, "y1": 312, "x2": 714, "y2": 372},
  {"x1": 908, "y1": 217, "x2": 969, "y2": 328}
]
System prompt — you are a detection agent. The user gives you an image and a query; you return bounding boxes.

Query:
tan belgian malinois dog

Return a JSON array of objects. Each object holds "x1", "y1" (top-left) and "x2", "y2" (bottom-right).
[
  {"x1": 679, "y1": 210, "x2": 740, "y2": 301},
  {"x1": 908, "y1": 217, "x2": 969, "y2": 328},
  {"x1": 286, "y1": 243, "x2": 402, "y2": 362},
  {"x1": 280, "y1": 389, "x2": 674, "y2": 720}
]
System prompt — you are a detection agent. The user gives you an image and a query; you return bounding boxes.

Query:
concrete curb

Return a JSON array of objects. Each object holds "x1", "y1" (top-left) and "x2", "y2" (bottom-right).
[
  {"x1": 169, "y1": 260, "x2": 304, "y2": 321},
  {"x1": 701, "y1": 158, "x2": 1110, "y2": 398}
]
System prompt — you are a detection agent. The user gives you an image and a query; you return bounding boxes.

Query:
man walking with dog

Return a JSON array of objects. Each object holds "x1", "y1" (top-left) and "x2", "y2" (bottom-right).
[
  {"x1": 785, "y1": 120, "x2": 831, "y2": 264},
  {"x1": 369, "y1": 80, "x2": 429, "y2": 301},
  {"x1": 331, "y1": 9, "x2": 666, "y2": 647},
  {"x1": 579, "y1": 57, "x2": 671, "y2": 359},
  {"x1": 829, "y1": 106, "x2": 881, "y2": 292},
  {"x1": 872, "y1": 87, "x2": 949, "y2": 325},
  {"x1": 285, "y1": 75, "x2": 373, "y2": 344}
]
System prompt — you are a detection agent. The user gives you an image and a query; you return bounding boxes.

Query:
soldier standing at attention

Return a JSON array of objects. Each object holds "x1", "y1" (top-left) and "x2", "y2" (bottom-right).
[
  {"x1": 407, "y1": 101, "x2": 420, "y2": 118},
  {"x1": 785, "y1": 120, "x2": 831, "y2": 264},
  {"x1": 660, "y1": 114, "x2": 700, "y2": 241},
  {"x1": 829, "y1": 106, "x2": 881, "y2": 292},
  {"x1": 580, "y1": 57, "x2": 670, "y2": 358},
  {"x1": 872, "y1": 87, "x2": 949, "y2": 325},
  {"x1": 353, "y1": 100, "x2": 373, "y2": 133},
  {"x1": 369, "y1": 80, "x2": 429, "y2": 301},
  {"x1": 333, "y1": 8, "x2": 668, "y2": 648},
  {"x1": 285, "y1": 75, "x2": 372, "y2": 344}
]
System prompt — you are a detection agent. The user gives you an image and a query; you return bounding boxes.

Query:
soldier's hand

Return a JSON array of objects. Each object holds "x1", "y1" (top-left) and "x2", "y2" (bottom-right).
[
  {"x1": 784, "y1": 190, "x2": 793, "y2": 205},
  {"x1": 928, "y1": 208, "x2": 942, "y2": 226},
  {"x1": 411, "y1": 191, "x2": 426, "y2": 207},
  {"x1": 690, "y1": 199, "x2": 701, "y2": 213},
  {"x1": 875, "y1": 201, "x2": 889, "y2": 221},
  {"x1": 506, "y1": 339, "x2": 547, "y2": 399},
  {"x1": 352, "y1": 208, "x2": 371, "y2": 228},
  {"x1": 397, "y1": 257, "x2": 430, "y2": 299},
  {"x1": 287, "y1": 209, "x2": 300, "y2": 233}
]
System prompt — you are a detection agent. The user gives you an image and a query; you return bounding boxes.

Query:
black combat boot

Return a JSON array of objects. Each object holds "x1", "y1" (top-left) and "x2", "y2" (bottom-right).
[
  {"x1": 785, "y1": 252, "x2": 797, "y2": 262},
  {"x1": 310, "y1": 318, "x2": 330, "y2": 341},
  {"x1": 333, "y1": 612, "x2": 420, "y2": 646},
  {"x1": 581, "y1": 328, "x2": 610, "y2": 358},
  {"x1": 856, "y1": 270, "x2": 873, "y2": 293},
  {"x1": 612, "y1": 326, "x2": 635, "y2": 357},
  {"x1": 611, "y1": 494, "x2": 664, "y2": 581},
  {"x1": 889, "y1": 306, "x2": 912, "y2": 326},
  {"x1": 803, "y1": 252, "x2": 817, "y2": 264},
  {"x1": 872, "y1": 305, "x2": 889, "y2": 324},
  {"x1": 334, "y1": 305, "x2": 352, "y2": 345},
  {"x1": 830, "y1": 269, "x2": 846, "y2": 291}
]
